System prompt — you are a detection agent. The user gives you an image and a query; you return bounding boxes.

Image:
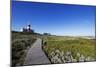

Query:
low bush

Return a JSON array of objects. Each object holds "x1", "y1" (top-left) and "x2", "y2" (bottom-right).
[{"x1": 12, "y1": 32, "x2": 36, "y2": 66}]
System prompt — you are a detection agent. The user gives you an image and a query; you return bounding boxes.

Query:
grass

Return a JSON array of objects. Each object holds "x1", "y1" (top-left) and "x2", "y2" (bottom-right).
[
  {"x1": 43, "y1": 36, "x2": 96, "y2": 63},
  {"x1": 12, "y1": 31, "x2": 96, "y2": 65},
  {"x1": 12, "y1": 31, "x2": 36, "y2": 66}
]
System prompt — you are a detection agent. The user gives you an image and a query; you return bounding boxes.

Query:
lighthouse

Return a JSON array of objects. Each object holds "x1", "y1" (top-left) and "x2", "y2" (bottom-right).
[
  {"x1": 27, "y1": 24, "x2": 33, "y2": 32},
  {"x1": 21, "y1": 23, "x2": 34, "y2": 33}
]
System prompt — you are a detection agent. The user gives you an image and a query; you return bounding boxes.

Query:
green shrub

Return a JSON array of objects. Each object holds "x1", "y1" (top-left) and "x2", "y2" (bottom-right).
[{"x1": 12, "y1": 32, "x2": 36, "y2": 66}]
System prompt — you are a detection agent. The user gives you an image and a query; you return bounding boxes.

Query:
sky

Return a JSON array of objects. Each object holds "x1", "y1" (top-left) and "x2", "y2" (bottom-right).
[{"x1": 12, "y1": 1, "x2": 96, "y2": 36}]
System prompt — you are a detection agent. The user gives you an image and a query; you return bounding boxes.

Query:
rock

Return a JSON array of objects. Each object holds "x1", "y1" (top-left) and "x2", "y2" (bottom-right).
[
  {"x1": 51, "y1": 54, "x2": 60, "y2": 63},
  {"x1": 49, "y1": 50, "x2": 93, "y2": 63},
  {"x1": 72, "y1": 59, "x2": 77, "y2": 62},
  {"x1": 51, "y1": 55, "x2": 58, "y2": 63},
  {"x1": 59, "y1": 51, "x2": 64, "y2": 57},
  {"x1": 65, "y1": 58, "x2": 72, "y2": 63},
  {"x1": 51, "y1": 57, "x2": 55, "y2": 63},
  {"x1": 55, "y1": 49, "x2": 60, "y2": 54},
  {"x1": 56, "y1": 53, "x2": 60, "y2": 57},
  {"x1": 61, "y1": 56, "x2": 66, "y2": 63},
  {"x1": 85, "y1": 56, "x2": 95, "y2": 62},
  {"x1": 50, "y1": 51, "x2": 55, "y2": 58},
  {"x1": 79, "y1": 55, "x2": 85, "y2": 62},
  {"x1": 77, "y1": 52, "x2": 81, "y2": 57},
  {"x1": 57, "y1": 58, "x2": 63, "y2": 63},
  {"x1": 66, "y1": 51, "x2": 71, "y2": 56},
  {"x1": 65, "y1": 55, "x2": 72, "y2": 63},
  {"x1": 71, "y1": 55, "x2": 74, "y2": 61}
]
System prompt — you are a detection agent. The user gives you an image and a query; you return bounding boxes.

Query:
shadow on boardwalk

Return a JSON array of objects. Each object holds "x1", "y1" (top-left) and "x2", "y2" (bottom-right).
[{"x1": 24, "y1": 38, "x2": 51, "y2": 65}]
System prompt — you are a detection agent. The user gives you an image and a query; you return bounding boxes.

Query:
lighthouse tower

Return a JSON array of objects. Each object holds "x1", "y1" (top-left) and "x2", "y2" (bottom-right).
[
  {"x1": 21, "y1": 22, "x2": 34, "y2": 33},
  {"x1": 27, "y1": 24, "x2": 31, "y2": 32}
]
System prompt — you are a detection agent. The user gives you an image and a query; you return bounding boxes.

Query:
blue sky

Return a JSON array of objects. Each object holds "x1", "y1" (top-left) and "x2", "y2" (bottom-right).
[{"x1": 12, "y1": 1, "x2": 96, "y2": 36}]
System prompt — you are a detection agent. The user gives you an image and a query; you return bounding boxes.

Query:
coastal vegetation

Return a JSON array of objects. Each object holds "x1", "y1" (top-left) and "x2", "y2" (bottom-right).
[{"x1": 43, "y1": 36, "x2": 96, "y2": 63}]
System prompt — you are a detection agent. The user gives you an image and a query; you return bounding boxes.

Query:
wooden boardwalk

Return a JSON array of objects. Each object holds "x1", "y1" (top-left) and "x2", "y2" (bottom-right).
[{"x1": 24, "y1": 38, "x2": 50, "y2": 65}]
